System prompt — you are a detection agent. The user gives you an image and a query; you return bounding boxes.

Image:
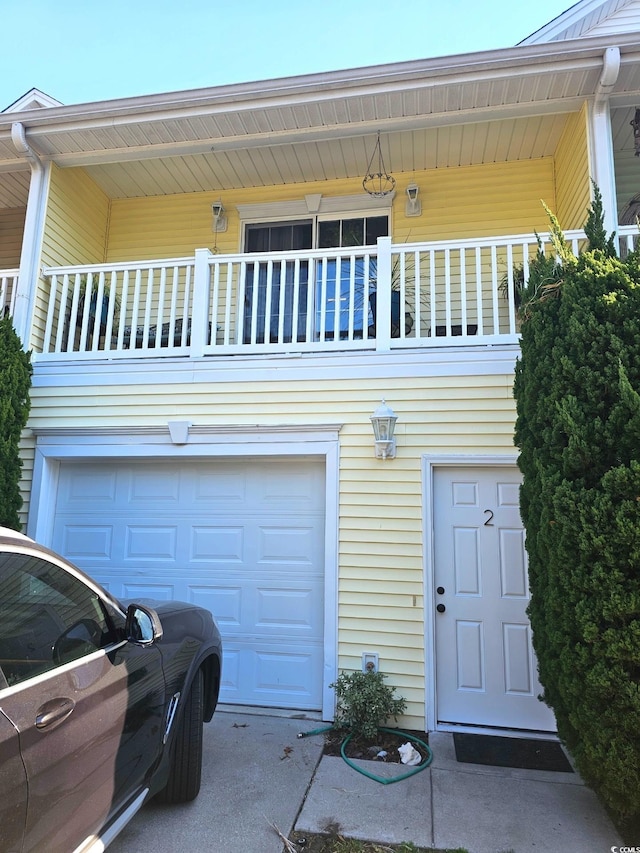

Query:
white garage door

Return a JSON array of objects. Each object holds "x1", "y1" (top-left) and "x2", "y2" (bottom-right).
[{"x1": 51, "y1": 456, "x2": 326, "y2": 710}]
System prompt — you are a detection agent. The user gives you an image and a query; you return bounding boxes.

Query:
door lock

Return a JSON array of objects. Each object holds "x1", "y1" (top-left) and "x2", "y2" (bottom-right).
[{"x1": 436, "y1": 586, "x2": 445, "y2": 595}]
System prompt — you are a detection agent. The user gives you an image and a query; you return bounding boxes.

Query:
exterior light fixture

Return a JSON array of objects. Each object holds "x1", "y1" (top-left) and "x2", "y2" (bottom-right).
[
  {"x1": 631, "y1": 108, "x2": 640, "y2": 156},
  {"x1": 405, "y1": 183, "x2": 421, "y2": 217},
  {"x1": 211, "y1": 200, "x2": 227, "y2": 232},
  {"x1": 362, "y1": 132, "x2": 396, "y2": 198},
  {"x1": 370, "y1": 399, "x2": 398, "y2": 460}
]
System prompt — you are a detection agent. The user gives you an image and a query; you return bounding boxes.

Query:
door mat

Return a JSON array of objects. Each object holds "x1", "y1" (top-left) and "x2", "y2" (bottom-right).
[{"x1": 453, "y1": 733, "x2": 573, "y2": 773}]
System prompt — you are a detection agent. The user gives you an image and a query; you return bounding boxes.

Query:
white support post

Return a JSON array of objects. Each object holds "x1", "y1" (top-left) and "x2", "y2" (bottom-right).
[
  {"x1": 375, "y1": 236, "x2": 392, "y2": 352},
  {"x1": 191, "y1": 249, "x2": 212, "y2": 357},
  {"x1": 588, "y1": 47, "x2": 620, "y2": 236}
]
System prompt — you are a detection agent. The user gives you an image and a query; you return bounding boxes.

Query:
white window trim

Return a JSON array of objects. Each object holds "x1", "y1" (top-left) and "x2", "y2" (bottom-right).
[{"x1": 236, "y1": 192, "x2": 394, "y2": 223}]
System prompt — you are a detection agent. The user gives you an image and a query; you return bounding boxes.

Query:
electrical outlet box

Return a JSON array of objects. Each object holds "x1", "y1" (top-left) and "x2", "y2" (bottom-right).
[{"x1": 362, "y1": 652, "x2": 379, "y2": 673}]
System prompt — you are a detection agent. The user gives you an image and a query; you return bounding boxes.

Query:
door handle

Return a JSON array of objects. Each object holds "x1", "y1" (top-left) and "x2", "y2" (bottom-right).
[
  {"x1": 436, "y1": 603, "x2": 446, "y2": 613},
  {"x1": 36, "y1": 698, "x2": 75, "y2": 730}
]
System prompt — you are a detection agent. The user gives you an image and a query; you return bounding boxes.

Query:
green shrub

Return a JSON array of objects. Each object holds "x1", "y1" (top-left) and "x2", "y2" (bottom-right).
[
  {"x1": 0, "y1": 315, "x2": 32, "y2": 531},
  {"x1": 330, "y1": 670, "x2": 406, "y2": 741},
  {"x1": 513, "y1": 187, "x2": 640, "y2": 821}
]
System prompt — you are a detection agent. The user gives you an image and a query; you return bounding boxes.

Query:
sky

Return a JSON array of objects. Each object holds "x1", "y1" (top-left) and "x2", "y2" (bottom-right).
[{"x1": 1, "y1": 0, "x2": 576, "y2": 110}]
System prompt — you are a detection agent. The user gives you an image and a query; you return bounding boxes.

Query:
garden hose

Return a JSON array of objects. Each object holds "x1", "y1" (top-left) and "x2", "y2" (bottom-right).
[{"x1": 297, "y1": 726, "x2": 433, "y2": 785}]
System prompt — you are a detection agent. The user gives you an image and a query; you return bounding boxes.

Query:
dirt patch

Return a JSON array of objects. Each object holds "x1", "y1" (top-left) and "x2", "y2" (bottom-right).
[
  {"x1": 322, "y1": 728, "x2": 430, "y2": 764},
  {"x1": 287, "y1": 834, "x2": 434, "y2": 852}
]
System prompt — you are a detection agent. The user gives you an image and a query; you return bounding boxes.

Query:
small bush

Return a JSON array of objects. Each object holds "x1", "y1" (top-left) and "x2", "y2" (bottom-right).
[
  {"x1": 0, "y1": 316, "x2": 32, "y2": 530},
  {"x1": 330, "y1": 670, "x2": 406, "y2": 741}
]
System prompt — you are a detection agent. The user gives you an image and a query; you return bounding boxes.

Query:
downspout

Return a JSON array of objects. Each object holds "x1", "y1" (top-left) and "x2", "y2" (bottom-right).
[
  {"x1": 589, "y1": 47, "x2": 620, "y2": 236},
  {"x1": 11, "y1": 121, "x2": 49, "y2": 346}
]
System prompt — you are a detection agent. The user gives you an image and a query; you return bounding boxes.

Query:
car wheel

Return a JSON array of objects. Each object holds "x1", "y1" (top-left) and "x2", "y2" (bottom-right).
[{"x1": 156, "y1": 668, "x2": 204, "y2": 803}]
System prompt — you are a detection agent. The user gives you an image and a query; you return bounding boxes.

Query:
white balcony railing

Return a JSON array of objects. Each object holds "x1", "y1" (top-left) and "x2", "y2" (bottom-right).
[
  {"x1": 35, "y1": 231, "x2": 595, "y2": 361},
  {"x1": 0, "y1": 269, "x2": 19, "y2": 318}
]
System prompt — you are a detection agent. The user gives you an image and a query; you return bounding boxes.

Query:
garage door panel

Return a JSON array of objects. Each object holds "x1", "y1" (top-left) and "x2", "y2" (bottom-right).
[
  {"x1": 221, "y1": 642, "x2": 323, "y2": 709},
  {"x1": 190, "y1": 525, "x2": 244, "y2": 562},
  {"x1": 128, "y1": 468, "x2": 181, "y2": 503},
  {"x1": 253, "y1": 466, "x2": 325, "y2": 509},
  {"x1": 257, "y1": 524, "x2": 321, "y2": 565},
  {"x1": 125, "y1": 525, "x2": 179, "y2": 561},
  {"x1": 56, "y1": 466, "x2": 118, "y2": 505},
  {"x1": 122, "y1": 582, "x2": 175, "y2": 600},
  {"x1": 189, "y1": 586, "x2": 242, "y2": 626},
  {"x1": 59, "y1": 524, "x2": 114, "y2": 560},
  {"x1": 52, "y1": 458, "x2": 326, "y2": 710}
]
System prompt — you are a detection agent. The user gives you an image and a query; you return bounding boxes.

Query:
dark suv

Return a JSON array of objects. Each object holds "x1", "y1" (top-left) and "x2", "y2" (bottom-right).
[{"x1": 0, "y1": 526, "x2": 222, "y2": 853}]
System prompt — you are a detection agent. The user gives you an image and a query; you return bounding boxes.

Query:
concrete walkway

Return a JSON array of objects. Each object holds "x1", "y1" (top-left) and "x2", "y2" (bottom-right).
[{"x1": 109, "y1": 708, "x2": 622, "y2": 853}]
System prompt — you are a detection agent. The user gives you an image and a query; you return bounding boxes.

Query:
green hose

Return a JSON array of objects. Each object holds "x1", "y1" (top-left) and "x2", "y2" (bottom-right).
[{"x1": 298, "y1": 725, "x2": 433, "y2": 785}]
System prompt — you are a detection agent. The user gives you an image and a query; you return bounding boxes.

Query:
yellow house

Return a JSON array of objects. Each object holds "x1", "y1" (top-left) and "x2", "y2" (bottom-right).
[{"x1": 1, "y1": 0, "x2": 639, "y2": 732}]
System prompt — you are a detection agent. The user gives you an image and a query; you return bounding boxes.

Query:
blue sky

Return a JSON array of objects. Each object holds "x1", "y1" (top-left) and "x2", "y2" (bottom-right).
[{"x1": 2, "y1": 0, "x2": 575, "y2": 110}]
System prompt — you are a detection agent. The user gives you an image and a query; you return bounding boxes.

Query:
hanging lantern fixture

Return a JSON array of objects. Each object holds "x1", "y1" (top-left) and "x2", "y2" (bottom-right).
[{"x1": 362, "y1": 131, "x2": 396, "y2": 197}]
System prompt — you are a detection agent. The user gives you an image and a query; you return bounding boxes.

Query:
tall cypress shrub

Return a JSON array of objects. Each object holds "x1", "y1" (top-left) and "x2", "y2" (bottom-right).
[
  {"x1": 0, "y1": 315, "x2": 32, "y2": 530},
  {"x1": 514, "y1": 189, "x2": 640, "y2": 823}
]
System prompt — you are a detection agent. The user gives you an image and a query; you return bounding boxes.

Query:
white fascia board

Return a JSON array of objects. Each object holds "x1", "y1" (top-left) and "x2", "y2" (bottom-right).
[
  {"x1": 30, "y1": 347, "x2": 521, "y2": 390},
  {"x1": 1, "y1": 32, "x2": 638, "y2": 138}
]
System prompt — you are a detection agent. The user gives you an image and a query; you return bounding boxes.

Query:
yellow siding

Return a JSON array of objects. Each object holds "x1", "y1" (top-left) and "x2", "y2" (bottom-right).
[
  {"x1": 393, "y1": 159, "x2": 556, "y2": 243},
  {"x1": 25, "y1": 368, "x2": 516, "y2": 727},
  {"x1": 554, "y1": 105, "x2": 591, "y2": 230},
  {"x1": 31, "y1": 166, "x2": 111, "y2": 351},
  {"x1": 41, "y1": 164, "x2": 110, "y2": 268},
  {"x1": 0, "y1": 207, "x2": 26, "y2": 267},
  {"x1": 105, "y1": 159, "x2": 557, "y2": 262}
]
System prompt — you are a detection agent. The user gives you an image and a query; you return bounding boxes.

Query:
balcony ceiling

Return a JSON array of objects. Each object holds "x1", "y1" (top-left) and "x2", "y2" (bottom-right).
[{"x1": 1, "y1": 32, "x2": 640, "y2": 207}]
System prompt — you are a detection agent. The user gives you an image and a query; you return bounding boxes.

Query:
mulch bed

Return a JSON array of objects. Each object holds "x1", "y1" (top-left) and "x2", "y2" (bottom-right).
[{"x1": 322, "y1": 727, "x2": 430, "y2": 764}]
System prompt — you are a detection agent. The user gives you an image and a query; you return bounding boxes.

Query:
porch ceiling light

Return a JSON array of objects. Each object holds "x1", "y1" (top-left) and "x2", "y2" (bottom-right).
[
  {"x1": 405, "y1": 183, "x2": 421, "y2": 217},
  {"x1": 211, "y1": 200, "x2": 227, "y2": 232},
  {"x1": 370, "y1": 399, "x2": 398, "y2": 460},
  {"x1": 362, "y1": 132, "x2": 396, "y2": 198}
]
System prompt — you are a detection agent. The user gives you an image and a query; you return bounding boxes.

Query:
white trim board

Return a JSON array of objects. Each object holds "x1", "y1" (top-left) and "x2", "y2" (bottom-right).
[{"x1": 29, "y1": 426, "x2": 340, "y2": 721}]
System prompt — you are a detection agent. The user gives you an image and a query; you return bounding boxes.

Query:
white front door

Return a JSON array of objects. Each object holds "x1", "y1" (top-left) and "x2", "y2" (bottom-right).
[{"x1": 433, "y1": 465, "x2": 556, "y2": 732}]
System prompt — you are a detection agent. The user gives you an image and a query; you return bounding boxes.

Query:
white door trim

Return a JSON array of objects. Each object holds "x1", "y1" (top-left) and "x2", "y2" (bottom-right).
[
  {"x1": 422, "y1": 453, "x2": 519, "y2": 733},
  {"x1": 29, "y1": 426, "x2": 340, "y2": 721}
]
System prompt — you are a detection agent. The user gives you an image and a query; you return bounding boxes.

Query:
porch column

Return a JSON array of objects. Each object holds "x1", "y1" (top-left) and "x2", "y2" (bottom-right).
[
  {"x1": 191, "y1": 248, "x2": 213, "y2": 357},
  {"x1": 374, "y1": 236, "x2": 392, "y2": 352},
  {"x1": 11, "y1": 122, "x2": 51, "y2": 347},
  {"x1": 588, "y1": 47, "x2": 620, "y2": 235}
]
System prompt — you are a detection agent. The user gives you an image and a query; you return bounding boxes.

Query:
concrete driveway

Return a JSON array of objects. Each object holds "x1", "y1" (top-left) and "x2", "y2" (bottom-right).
[
  {"x1": 108, "y1": 708, "x2": 324, "y2": 853},
  {"x1": 108, "y1": 707, "x2": 622, "y2": 853}
]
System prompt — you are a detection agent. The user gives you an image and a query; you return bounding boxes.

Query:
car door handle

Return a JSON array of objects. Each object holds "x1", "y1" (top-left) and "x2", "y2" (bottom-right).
[{"x1": 36, "y1": 698, "x2": 75, "y2": 730}]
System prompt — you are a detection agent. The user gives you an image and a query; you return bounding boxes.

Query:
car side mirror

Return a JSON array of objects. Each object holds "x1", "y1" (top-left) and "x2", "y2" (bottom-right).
[{"x1": 125, "y1": 604, "x2": 163, "y2": 645}]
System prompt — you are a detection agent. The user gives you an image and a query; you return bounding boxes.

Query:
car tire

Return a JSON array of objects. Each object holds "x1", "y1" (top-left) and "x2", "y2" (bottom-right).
[{"x1": 156, "y1": 668, "x2": 204, "y2": 803}]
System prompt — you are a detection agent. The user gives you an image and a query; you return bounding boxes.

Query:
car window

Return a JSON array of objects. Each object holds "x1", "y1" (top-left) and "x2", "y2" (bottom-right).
[{"x1": 0, "y1": 552, "x2": 115, "y2": 687}]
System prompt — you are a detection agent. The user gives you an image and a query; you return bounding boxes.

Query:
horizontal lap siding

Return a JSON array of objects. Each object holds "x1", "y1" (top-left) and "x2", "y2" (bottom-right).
[
  {"x1": 41, "y1": 165, "x2": 110, "y2": 268},
  {"x1": 0, "y1": 207, "x2": 26, "y2": 266},
  {"x1": 32, "y1": 166, "x2": 110, "y2": 352},
  {"x1": 105, "y1": 160, "x2": 556, "y2": 262},
  {"x1": 554, "y1": 105, "x2": 591, "y2": 230},
  {"x1": 26, "y1": 368, "x2": 515, "y2": 728}
]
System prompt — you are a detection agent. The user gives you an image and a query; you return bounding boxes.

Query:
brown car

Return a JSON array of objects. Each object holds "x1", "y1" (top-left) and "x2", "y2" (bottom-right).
[{"x1": 0, "y1": 526, "x2": 222, "y2": 853}]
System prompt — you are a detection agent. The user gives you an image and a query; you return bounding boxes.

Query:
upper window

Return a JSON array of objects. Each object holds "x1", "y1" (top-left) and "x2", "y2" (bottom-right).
[
  {"x1": 241, "y1": 212, "x2": 389, "y2": 343},
  {"x1": 317, "y1": 215, "x2": 388, "y2": 249},
  {"x1": 0, "y1": 552, "x2": 115, "y2": 687}
]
